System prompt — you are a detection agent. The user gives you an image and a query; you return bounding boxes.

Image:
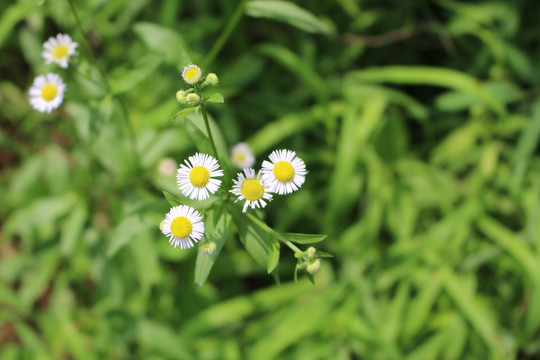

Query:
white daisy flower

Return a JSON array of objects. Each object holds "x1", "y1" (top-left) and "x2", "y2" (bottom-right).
[
  {"x1": 28, "y1": 73, "x2": 66, "y2": 113},
  {"x1": 231, "y1": 142, "x2": 255, "y2": 169},
  {"x1": 182, "y1": 64, "x2": 202, "y2": 84},
  {"x1": 230, "y1": 168, "x2": 273, "y2": 213},
  {"x1": 261, "y1": 149, "x2": 306, "y2": 195},
  {"x1": 162, "y1": 205, "x2": 205, "y2": 249},
  {"x1": 176, "y1": 153, "x2": 224, "y2": 200},
  {"x1": 42, "y1": 33, "x2": 78, "y2": 68}
]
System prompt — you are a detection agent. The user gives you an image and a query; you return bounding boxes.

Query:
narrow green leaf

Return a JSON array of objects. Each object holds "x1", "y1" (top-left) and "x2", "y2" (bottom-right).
[
  {"x1": 178, "y1": 45, "x2": 193, "y2": 70},
  {"x1": 441, "y1": 267, "x2": 509, "y2": 358},
  {"x1": 138, "y1": 320, "x2": 194, "y2": 359},
  {"x1": 60, "y1": 199, "x2": 88, "y2": 256},
  {"x1": 476, "y1": 216, "x2": 540, "y2": 335},
  {"x1": 315, "y1": 251, "x2": 333, "y2": 258},
  {"x1": 267, "y1": 233, "x2": 280, "y2": 274},
  {"x1": 172, "y1": 107, "x2": 195, "y2": 120},
  {"x1": 246, "y1": 1, "x2": 331, "y2": 34},
  {"x1": 234, "y1": 212, "x2": 270, "y2": 269},
  {"x1": 194, "y1": 206, "x2": 231, "y2": 289},
  {"x1": 107, "y1": 215, "x2": 155, "y2": 257},
  {"x1": 402, "y1": 272, "x2": 442, "y2": 340},
  {"x1": 133, "y1": 22, "x2": 185, "y2": 64},
  {"x1": 181, "y1": 281, "x2": 315, "y2": 336},
  {"x1": 511, "y1": 101, "x2": 540, "y2": 193},
  {"x1": 351, "y1": 66, "x2": 506, "y2": 117},
  {"x1": 280, "y1": 233, "x2": 327, "y2": 244},
  {"x1": 184, "y1": 117, "x2": 213, "y2": 155},
  {"x1": 0, "y1": 3, "x2": 35, "y2": 50},
  {"x1": 110, "y1": 55, "x2": 162, "y2": 94},
  {"x1": 162, "y1": 190, "x2": 182, "y2": 207},
  {"x1": 205, "y1": 93, "x2": 224, "y2": 103}
]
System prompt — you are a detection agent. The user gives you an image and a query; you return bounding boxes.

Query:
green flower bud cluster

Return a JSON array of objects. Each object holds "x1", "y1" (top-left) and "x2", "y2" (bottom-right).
[
  {"x1": 296, "y1": 246, "x2": 322, "y2": 274},
  {"x1": 176, "y1": 64, "x2": 220, "y2": 107}
]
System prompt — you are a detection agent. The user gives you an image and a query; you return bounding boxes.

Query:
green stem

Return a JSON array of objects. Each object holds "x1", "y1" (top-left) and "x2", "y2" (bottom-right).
[
  {"x1": 65, "y1": 0, "x2": 110, "y2": 91},
  {"x1": 66, "y1": 0, "x2": 142, "y2": 172},
  {"x1": 199, "y1": 102, "x2": 220, "y2": 160},
  {"x1": 246, "y1": 213, "x2": 305, "y2": 258},
  {"x1": 203, "y1": 0, "x2": 248, "y2": 67}
]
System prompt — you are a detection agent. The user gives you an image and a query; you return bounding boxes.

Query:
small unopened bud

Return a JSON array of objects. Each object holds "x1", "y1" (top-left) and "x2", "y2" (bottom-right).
[
  {"x1": 176, "y1": 90, "x2": 186, "y2": 103},
  {"x1": 200, "y1": 241, "x2": 217, "y2": 255},
  {"x1": 297, "y1": 262, "x2": 307, "y2": 270},
  {"x1": 294, "y1": 251, "x2": 303, "y2": 259},
  {"x1": 306, "y1": 259, "x2": 321, "y2": 274},
  {"x1": 205, "y1": 73, "x2": 219, "y2": 85},
  {"x1": 186, "y1": 93, "x2": 200, "y2": 105},
  {"x1": 159, "y1": 220, "x2": 166, "y2": 234},
  {"x1": 306, "y1": 247, "x2": 316, "y2": 259}
]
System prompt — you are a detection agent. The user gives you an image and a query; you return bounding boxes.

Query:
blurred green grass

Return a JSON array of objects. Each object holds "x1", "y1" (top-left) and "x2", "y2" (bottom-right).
[{"x1": 1, "y1": 0, "x2": 540, "y2": 359}]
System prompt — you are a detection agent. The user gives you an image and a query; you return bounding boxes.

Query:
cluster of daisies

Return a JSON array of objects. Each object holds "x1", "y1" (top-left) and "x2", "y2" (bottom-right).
[
  {"x1": 161, "y1": 149, "x2": 306, "y2": 250},
  {"x1": 29, "y1": 34, "x2": 78, "y2": 113}
]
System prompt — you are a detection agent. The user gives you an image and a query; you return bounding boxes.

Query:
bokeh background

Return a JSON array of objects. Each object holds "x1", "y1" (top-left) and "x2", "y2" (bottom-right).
[{"x1": 1, "y1": 0, "x2": 540, "y2": 359}]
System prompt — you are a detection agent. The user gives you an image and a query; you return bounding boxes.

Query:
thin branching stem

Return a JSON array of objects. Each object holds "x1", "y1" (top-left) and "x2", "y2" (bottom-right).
[
  {"x1": 203, "y1": 0, "x2": 248, "y2": 67},
  {"x1": 65, "y1": 0, "x2": 142, "y2": 172}
]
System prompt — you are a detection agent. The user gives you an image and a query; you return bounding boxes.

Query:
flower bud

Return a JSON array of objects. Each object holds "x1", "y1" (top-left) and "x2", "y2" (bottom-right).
[
  {"x1": 186, "y1": 93, "x2": 200, "y2": 105},
  {"x1": 176, "y1": 90, "x2": 186, "y2": 103},
  {"x1": 306, "y1": 259, "x2": 321, "y2": 274},
  {"x1": 205, "y1": 73, "x2": 219, "y2": 85},
  {"x1": 199, "y1": 241, "x2": 217, "y2": 255},
  {"x1": 159, "y1": 220, "x2": 166, "y2": 234},
  {"x1": 306, "y1": 246, "x2": 316, "y2": 259},
  {"x1": 294, "y1": 251, "x2": 303, "y2": 259}
]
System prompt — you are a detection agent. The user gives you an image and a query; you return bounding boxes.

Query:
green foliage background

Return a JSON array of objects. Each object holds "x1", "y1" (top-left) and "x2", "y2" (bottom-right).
[{"x1": 1, "y1": 0, "x2": 540, "y2": 358}]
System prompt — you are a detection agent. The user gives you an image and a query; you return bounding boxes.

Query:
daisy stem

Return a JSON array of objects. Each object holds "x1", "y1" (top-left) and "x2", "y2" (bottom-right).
[
  {"x1": 203, "y1": 0, "x2": 248, "y2": 67},
  {"x1": 65, "y1": 0, "x2": 142, "y2": 172},
  {"x1": 199, "y1": 101, "x2": 220, "y2": 161},
  {"x1": 65, "y1": 0, "x2": 109, "y2": 91},
  {"x1": 246, "y1": 213, "x2": 306, "y2": 259}
]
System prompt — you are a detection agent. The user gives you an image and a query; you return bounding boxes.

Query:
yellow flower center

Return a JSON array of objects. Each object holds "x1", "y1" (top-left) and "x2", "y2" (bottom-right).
[
  {"x1": 241, "y1": 179, "x2": 264, "y2": 201},
  {"x1": 41, "y1": 84, "x2": 58, "y2": 101},
  {"x1": 273, "y1": 161, "x2": 294, "y2": 182},
  {"x1": 185, "y1": 68, "x2": 200, "y2": 81},
  {"x1": 234, "y1": 152, "x2": 246, "y2": 162},
  {"x1": 189, "y1": 166, "x2": 210, "y2": 187},
  {"x1": 53, "y1": 44, "x2": 69, "y2": 59},
  {"x1": 170, "y1": 216, "x2": 192, "y2": 238}
]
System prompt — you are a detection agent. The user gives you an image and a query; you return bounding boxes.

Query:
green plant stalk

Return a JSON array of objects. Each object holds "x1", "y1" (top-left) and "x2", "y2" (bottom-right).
[
  {"x1": 199, "y1": 101, "x2": 220, "y2": 161},
  {"x1": 65, "y1": 0, "x2": 142, "y2": 172},
  {"x1": 246, "y1": 212, "x2": 306, "y2": 259},
  {"x1": 203, "y1": 0, "x2": 249, "y2": 67}
]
